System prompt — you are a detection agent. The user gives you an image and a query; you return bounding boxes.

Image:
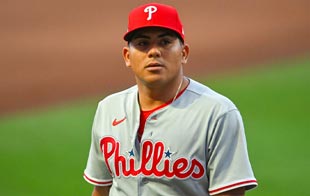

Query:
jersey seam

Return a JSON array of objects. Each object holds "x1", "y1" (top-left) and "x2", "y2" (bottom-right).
[
  {"x1": 83, "y1": 173, "x2": 113, "y2": 185},
  {"x1": 209, "y1": 179, "x2": 258, "y2": 195},
  {"x1": 217, "y1": 108, "x2": 239, "y2": 121},
  {"x1": 207, "y1": 108, "x2": 240, "y2": 153}
]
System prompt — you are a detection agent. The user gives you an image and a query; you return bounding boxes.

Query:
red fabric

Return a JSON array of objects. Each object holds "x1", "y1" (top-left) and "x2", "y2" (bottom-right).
[
  {"x1": 137, "y1": 108, "x2": 157, "y2": 141},
  {"x1": 209, "y1": 180, "x2": 258, "y2": 195},
  {"x1": 124, "y1": 3, "x2": 184, "y2": 41},
  {"x1": 138, "y1": 84, "x2": 188, "y2": 141}
]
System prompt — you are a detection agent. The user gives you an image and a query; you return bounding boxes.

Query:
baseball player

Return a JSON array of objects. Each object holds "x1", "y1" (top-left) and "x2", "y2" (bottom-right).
[{"x1": 84, "y1": 3, "x2": 257, "y2": 196}]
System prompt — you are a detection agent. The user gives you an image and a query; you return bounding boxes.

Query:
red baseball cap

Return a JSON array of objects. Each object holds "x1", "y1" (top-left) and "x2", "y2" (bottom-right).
[{"x1": 124, "y1": 3, "x2": 184, "y2": 42}]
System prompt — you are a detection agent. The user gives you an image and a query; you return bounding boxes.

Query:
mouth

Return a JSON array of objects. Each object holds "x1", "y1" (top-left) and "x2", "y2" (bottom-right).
[{"x1": 145, "y1": 62, "x2": 164, "y2": 68}]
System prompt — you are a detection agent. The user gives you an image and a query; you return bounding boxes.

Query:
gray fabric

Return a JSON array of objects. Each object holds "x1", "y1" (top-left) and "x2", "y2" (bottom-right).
[{"x1": 84, "y1": 78, "x2": 257, "y2": 195}]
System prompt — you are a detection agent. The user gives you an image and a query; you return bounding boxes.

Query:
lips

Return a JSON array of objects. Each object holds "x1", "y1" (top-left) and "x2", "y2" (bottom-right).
[{"x1": 145, "y1": 62, "x2": 164, "y2": 68}]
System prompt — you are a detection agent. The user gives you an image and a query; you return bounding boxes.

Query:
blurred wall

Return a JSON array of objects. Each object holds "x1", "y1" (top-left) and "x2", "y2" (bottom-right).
[{"x1": 0, "y1": 0, "x2": 309, "y2": 115}]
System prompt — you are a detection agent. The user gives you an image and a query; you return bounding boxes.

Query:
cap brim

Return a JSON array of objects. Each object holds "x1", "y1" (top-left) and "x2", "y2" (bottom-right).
[{"x1": 124, "y1": 26, "x2": 184, "y2": 42}]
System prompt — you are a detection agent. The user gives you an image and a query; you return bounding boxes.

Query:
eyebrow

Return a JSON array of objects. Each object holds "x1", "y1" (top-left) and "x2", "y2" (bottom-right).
[{"x1": 132, "y1": 32, "x2": 176, "y2": 40}]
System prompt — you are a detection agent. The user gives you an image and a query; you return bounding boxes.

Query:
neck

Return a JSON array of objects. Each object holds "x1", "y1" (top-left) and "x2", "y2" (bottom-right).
[{"x1": 137, "y1": 76, "x2": 188, "y2": 111}]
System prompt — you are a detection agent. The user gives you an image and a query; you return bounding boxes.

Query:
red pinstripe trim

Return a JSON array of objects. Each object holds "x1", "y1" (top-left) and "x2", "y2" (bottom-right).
[
  {"x1": 209, "y1": 180, "x2": 257, "y2": 194},
  {"x1": 83, "y1": 173, "x2": 112, "y2": 185}
]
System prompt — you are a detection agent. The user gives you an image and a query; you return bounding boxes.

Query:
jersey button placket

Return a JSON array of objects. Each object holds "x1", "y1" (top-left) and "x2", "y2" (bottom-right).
[
  {"x1": 142, "y1": 114, "x2": 157, "y2": 141},
  {"x1": 138, "y1": 177, "x2": 148, "y2": 196},
  {"x1": 142, "y1": 178, "x2": 149, "y2": 184},
  {"x1": 148, "y1": 114, "x2": 157, "y2": 137}
]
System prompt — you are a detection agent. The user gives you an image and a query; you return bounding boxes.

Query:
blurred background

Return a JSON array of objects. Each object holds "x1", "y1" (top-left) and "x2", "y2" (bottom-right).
[
  {"x1": 0, "y1": 0, "x2": 309, "y2": 195},
  {"x1": 1, "y1": 0, "x2": 309, "y2": 115}
]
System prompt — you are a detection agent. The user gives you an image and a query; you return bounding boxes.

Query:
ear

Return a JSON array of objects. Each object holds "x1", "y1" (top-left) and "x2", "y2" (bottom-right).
[
  {"x1": 123, "y1": 46, "x2": 131, "y2": 67},
  {"x1": 181, "y1": 44, "x2": 190, "y2": 64}
]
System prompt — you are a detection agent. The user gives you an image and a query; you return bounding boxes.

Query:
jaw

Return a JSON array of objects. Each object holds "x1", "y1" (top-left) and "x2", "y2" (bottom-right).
[{"x1": 135, "y1": 67, "x2": 184, "y2": 90}]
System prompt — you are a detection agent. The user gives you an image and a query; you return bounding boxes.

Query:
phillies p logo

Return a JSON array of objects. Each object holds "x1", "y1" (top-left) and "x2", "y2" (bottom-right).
[{"x1": 144, "y1": 5, "x2": 157, "y2": 20}]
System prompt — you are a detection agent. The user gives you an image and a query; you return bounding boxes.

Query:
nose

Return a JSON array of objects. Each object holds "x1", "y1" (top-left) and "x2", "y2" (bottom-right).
[{"x1": 147, "y1": 45, "x2": 161, "y2": 58}]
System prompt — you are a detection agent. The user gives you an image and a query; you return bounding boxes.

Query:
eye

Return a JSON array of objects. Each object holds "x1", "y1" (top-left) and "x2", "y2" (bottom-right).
[
  {"x1": 138, "y1": 41, "x2": 148, "y2": 46},
  {"x1": 132, "y1": 39, "x2": 149, "y2": 48},
  {"x1": 160, "y1": 39, "x2": 172, "y2": 46}
]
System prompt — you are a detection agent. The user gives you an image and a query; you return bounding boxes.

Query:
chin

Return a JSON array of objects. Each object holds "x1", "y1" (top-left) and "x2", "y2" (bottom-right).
[{"x1": 139, "y1": 75, "x2": 167, "y2": 86}]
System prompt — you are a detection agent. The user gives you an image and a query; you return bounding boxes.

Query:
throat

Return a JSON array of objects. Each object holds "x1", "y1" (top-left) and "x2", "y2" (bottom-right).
[{"x1": 138, "y1": 77, "x2": 189, "y2": 111}]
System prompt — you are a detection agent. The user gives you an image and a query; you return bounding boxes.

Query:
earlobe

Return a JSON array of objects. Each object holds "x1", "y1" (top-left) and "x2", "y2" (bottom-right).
[{"x1": 123, "y1": 47, "x2": 131, "y2": 67}]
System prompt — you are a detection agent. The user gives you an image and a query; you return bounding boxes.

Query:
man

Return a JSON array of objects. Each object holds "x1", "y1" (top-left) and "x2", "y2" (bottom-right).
[{"x1": 84, "y1": 3, "x2": 258, "y2": 196}]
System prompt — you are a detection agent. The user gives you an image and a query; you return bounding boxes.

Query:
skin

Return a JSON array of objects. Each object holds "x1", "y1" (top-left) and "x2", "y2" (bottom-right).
[
  {"x1": 92, "y1": 186, "x2": 110, "y2": 196},
  {"x1": 91, "y1": 27, "x2": 246, "y2": 196},
  {"x1": 123, "y1": 27, "x2": 189, "y2": 110}
]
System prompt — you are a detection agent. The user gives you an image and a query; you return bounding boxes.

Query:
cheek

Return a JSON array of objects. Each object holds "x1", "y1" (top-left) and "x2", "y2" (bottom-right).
[
  {"x1": 129, "y1": 55, "x2": 141, "y2": 67},
  {"x1": 127, "y1": 49, "x2": 142, "y2": 66},
  {"x1": 165, "y1": 49, "x2": 183, "y2": 65},
  {"x1": 128, "y1": 54, "x2": 145, "y2": 72},
  {"x1": 170, "y1": 45, "x2": 184, "y2": 58}
]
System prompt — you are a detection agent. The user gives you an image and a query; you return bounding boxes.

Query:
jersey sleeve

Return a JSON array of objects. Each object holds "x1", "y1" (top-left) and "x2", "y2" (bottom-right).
[
  {"x1": 207, "y1": 109, "x2": 257, "y2": 195},
  {"x1": 83, "y1": 103, "x2": 113, "y2": 186}
]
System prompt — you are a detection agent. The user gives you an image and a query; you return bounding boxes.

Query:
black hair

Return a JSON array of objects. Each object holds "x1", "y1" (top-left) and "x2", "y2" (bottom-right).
[{"x1": 126, "y1": 27, "x2": 184, "y2": 45}]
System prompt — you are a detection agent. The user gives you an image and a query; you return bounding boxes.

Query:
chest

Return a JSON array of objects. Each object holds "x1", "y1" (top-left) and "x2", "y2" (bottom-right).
[{"x1": 99, "y1": 109, "x2": 211, "y2": 179}]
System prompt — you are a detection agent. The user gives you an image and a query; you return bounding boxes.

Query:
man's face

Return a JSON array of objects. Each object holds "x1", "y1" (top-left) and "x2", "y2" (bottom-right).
[{"x1": 123, "y1": 27, "x2": 189, "y2": 87}]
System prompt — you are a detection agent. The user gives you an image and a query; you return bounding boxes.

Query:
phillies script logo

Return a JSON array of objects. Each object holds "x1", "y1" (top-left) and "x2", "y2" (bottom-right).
[{"x1": 100, "y1": 137, "x2": 205, "y2": 179}]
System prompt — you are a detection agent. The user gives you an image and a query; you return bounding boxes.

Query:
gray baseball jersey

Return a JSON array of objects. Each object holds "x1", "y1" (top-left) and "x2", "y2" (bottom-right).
[{"x1": 84, "y1": 78, "x2": 257, "y2": 195}]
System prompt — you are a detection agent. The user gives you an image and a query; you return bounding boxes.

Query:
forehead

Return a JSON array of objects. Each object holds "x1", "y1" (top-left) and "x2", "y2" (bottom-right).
[{"x1": 130, "y1": 27, "x2": 178, "y2": 40}]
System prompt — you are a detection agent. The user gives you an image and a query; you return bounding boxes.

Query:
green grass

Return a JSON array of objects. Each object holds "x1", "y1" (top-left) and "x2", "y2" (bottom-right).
[
  {"x1": 0, "y1": 101, "x2": 98, "y2": 195},
  {"x1": 203, "y1": 57, "x2": 310, "y2": 196},
  {"x1": 0, "y1": 57, "x2": 309, "y2": 195}
]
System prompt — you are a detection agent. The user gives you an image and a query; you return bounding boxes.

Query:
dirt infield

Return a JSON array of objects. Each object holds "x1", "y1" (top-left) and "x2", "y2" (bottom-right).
[{"x1": 1, "y1": 0, "x2": 309, "y2": 116}]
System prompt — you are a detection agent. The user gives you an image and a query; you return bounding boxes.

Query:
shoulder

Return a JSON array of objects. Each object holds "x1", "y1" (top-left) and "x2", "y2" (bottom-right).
[
  {"x1": 91, "y1": 85, "x2": 138, "y2": 126},
  {"x1": 185, "y1": 78, "x2": 238, "y2": 114},
  {"x1": 96, "y1": 85, "x2": 138, "y2": 110}
]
